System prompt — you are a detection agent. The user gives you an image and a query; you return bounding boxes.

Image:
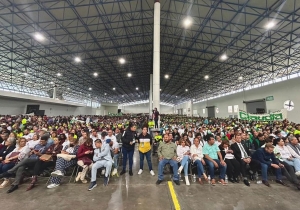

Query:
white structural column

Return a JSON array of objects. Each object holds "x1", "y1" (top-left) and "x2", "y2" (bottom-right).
[
  {"x1": 149, "y1": 74, "x2": 153, "y2": 116},
  {"x1": 152, "y1": 0, "x2": 160, "y2": 112},
  {"x1": 187, "y1": 100, "x2": 193, "y2": 117},
  {"x1": 53, "y1": 85, "x2": 57, "y2": 99}
]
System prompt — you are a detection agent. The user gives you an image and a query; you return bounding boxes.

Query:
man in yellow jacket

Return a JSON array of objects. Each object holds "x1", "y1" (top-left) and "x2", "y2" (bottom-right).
[{"x1": 137, "y1": 126, "x2": 155, "y2": 176}]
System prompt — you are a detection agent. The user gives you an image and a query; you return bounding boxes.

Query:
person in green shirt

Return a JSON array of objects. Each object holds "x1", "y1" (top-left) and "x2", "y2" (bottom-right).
[
  {"x1": 156, "y1": 134, "x2": 180, "y2": 186},
  {"x1": 203, "y1": 135, "x2": 227, "y2": 186}
]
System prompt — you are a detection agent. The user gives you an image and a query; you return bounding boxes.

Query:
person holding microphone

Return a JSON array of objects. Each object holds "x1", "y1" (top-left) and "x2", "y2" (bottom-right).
[{"x1": 120, "y1": 122, "x2": 137, "y2": 176}]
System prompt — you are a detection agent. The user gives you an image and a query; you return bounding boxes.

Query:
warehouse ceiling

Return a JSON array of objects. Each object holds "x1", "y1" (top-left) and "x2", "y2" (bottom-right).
[{"x1": 0, "y1": 0, "x2": 300, "y2": 105}]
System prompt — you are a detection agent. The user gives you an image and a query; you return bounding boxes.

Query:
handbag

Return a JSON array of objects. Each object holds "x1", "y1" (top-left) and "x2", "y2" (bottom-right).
[
  {"x1": 57, "y1": 154, "x2": 76, "y2": 161},
  {"x1": 40, "y1": 154, "x2": 53, "y2": 162},
  {"x1": 81, "y1": 156, "x2": 92, "y2": 166}
]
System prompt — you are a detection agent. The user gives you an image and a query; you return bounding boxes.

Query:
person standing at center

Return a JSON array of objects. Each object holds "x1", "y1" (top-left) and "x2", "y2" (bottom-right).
[
  {"x1": 120, "y1": 122, "x2": 137, "y2": 176},
  {"x1": 137, "y1": 126, "x2": 155, "y2": 176},
  {"x1": 152, "y1": 108, "x2": 160, "y2": 129}
]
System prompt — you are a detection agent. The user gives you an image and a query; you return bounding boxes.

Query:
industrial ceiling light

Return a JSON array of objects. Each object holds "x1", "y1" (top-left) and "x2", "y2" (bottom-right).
[
  {"x1": 119, "y1": 58, "x2": 126, "y2": 64},
  {"x1": 164, "y1": 74, "x2": 169, "y2": 79},
  {"x1": 238, "y1": 76, "x2": 243, "y2": 80},
  {"x1": 136, "y1": 87, "x2": 139, "y2": 90},
  {"x1": 160, "y1": 89, "x2": 162, "y2": 91},
  {"x1": 113, "y1": 87, "x2": 116, "y2": 90},
  {"x1": 57, "y1": 73, "x2": 62, "y2": 77},
  {"x1": 104, "y1": 93, "x2": 107, "y2": 95},
  {"x1": 74, "y1": 57, "x2": 81, "y2": 63},
  {"x1": 220, "y1": 54, "x2": 228, "y2": 61},
  {"x1": 183, "y1": 17, "x2": 192, "y2": 27},
  {"x1": 265, "y1": 21, "x2": 276, "y2": 30},
  {"x1": 50, "y1": 81, "x2": 54, "y2": 84},
  {"x1": 93, "y1": 72, "x2": 98, "y2": 77},
  {"x1": 127, "y1": 73, "x2": 132, "y2": 77},
  {"x1": 204, "y1": 75, "x2": 209, "y2": 80},
  {"x1": 34, "y1": 32, "x2": 45, "y2": 42},
  {"x1": 67, "y1": 87, "x2": 70, "y2": 90},
  {"x1": 185, "y1": 89, "x2": 188, "y2": 92},
  {"x1": 89, "y1": 87, "x2": 92, "y2": 90}
]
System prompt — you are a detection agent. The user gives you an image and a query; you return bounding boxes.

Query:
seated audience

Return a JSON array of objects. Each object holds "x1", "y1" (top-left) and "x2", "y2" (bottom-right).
[
  {"x1": 0, "y1": 137, "x2": 29, "y2": 188},
  {"x1": 231, "y1": 134, "x2": 260, "y2": 186},
  {"x1": 26, "y1": 137, "x2": 63, "y2": 191},
  {"x1": 286, "y1": 136, "x2": 300, "y2": 159},
  {"x1": 47, "y1": 137, "x2": 79, "y2": 189},
  {"x1": 203, "y1": 135, "x2": 227, "y2": 186},
  {"x1": 156, "y1": 134, "x2": 180, "y2": 186},
  {"x1": 219, "y1": 140, "x2": 240, "y2": 183},
  {"x1": 253, "y1": 133, "x2": 265, "y2": 150},
  {"x1": 0, "y1": 136, "x2": 48, "y2": 193},
  {"x1": 0, "y1": 138, "x2": 16, "y2": 163},
  {"x1": 76, "y1": 138, "x2": 93, "y2": 184},
  {"x1": 274, "y1": 138, "x2": 300, "y2": 190},
  {"x1": 252, "y1": 143, "x2": 287, "y2": 187},
  {"x1": 190, "y1": 137, "x2": 207, "y2": 184},
  {"x1": 177, "y1": 139, "x2": 191, "y2": 185},
  {"x1": 88, "y1": 139, "x2": 113, "y2": 191}
]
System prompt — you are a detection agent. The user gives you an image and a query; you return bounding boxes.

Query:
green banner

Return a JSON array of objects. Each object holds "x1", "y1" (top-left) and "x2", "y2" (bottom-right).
[{"x1": 239, "y1": 111, "x2": 283, "y2": 121}]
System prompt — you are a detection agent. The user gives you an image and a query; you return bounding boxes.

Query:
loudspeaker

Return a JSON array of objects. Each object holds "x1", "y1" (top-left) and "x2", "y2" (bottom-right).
[{"x1": 118, "y1": 109, "x2": 121, "y2": 113}]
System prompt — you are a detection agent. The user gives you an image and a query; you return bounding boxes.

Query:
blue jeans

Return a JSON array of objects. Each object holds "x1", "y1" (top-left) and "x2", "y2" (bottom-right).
[
  {"x1": 158, "y1": 159, "x2": 179, "y2": 181},
  {"x1": 122, "y1": 147, "x2": 134, "y2": 171},
  {"x1": 261, "y1": 163, "x2": 282, "y2": 181},
  {"x1": 113, "y1": 153, "x2": 120, "y2": 169},
  {"x1": 204, "y1": 159, "x2": 227, "y2": 180},
  {"x1": 0, "y1": 163, "x2": 15, "y2": 174},
  {"x1": 180, "y1": 156, "x2": 190, "y2": 176},
  {"x1": 91, "y1": 160, "x2": 112, "y2": 182},
  {"x1": 194, "y1": 160, "x2": 204, "y2": 178},
  {"x1": 284, "y1": 158, "x2": 300, "y2": 172},
  {"x1": 139, "y1": 150, "x2": 153, "y2": 171}
]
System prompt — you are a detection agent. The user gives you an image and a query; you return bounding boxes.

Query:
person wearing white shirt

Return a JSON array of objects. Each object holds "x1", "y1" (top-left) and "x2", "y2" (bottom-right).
[
  {"x1": 190, "y1": 138, "x2": 207, "y2": 184},
  {"x1": 107, "y1": 139, "x2": 120, "y2": 176},
  {"x1": 105, "y1": 129, "x2": 116, "y2": 143},
  {"x1": 90, "y1": 130, "x2": 101, "y2": 149},
  {"x1": 275, "y1": 138, "x2": 300, "y2": 176},
  {"x1": 26, "y1": 134, "x2": 40, "y2": 150},
  {"x1": 176, "y1": 140, "x2": 191, "y2": 185}
]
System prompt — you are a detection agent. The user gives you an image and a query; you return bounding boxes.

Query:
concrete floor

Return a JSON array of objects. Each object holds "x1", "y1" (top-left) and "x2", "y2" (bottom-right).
[{"x1": 0, "y1": 147, "x2": 299, "y2": 210}]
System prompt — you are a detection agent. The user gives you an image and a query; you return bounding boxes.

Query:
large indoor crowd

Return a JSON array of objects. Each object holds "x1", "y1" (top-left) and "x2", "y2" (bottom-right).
[{"x1": 0, "y1": 114, "x2": 300, "y2": 194}]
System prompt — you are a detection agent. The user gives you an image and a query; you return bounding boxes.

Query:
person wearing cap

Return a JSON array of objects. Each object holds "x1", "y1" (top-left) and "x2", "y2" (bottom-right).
[
  {"x1": 137, "y1": 126, "x2": 155, "y2": 176},
  {"x1": 88, "y1": 139, "x2": 113, "y2": 191}
]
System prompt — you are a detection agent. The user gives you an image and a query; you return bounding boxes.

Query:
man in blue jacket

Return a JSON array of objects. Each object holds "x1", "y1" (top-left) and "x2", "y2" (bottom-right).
[
  {"x1": 88, "y1": 139, "x2": 113, "y2": 191},
  {"x1": 252, "y1": 143, "x2": 287, "y2": 187}
]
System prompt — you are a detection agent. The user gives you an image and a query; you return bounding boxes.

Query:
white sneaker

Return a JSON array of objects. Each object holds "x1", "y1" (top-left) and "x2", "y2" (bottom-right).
[
  {"x1": 138, "y1": 169, "x2": 143, "y2": 175},
  {"x1": 150, "y1": 170, "x2": 155, "y2": 176},
  {"x1": 51, "y1": 170, "x2": 64, "y2": 177},
  {"x1": 295, "y1": 171, "x2": 300, "y2": 176},
  {"x1": 185, "y1": 176, "x2": 190, "y2": 186},
  {"x1": 47, "y1": 183, "x2": 60, "y2": 189},
  {"x1": 111, "y1": 169, "x2": 118, "y2": 176},
  {"x1": 178, "y1": 166, "x2": 183, "y2": 174}
]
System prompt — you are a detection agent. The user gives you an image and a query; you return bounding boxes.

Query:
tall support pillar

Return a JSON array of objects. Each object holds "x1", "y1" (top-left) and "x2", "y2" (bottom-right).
[
  {"x1": 149, "y1": 74, "x2": 153, "y2": 117},
  {"x1": 53, "y1": 85, "x2": 57, "y2": 99},
  {"x1": 153, "y1": 0, "x2": 160, "y2": 113}
]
